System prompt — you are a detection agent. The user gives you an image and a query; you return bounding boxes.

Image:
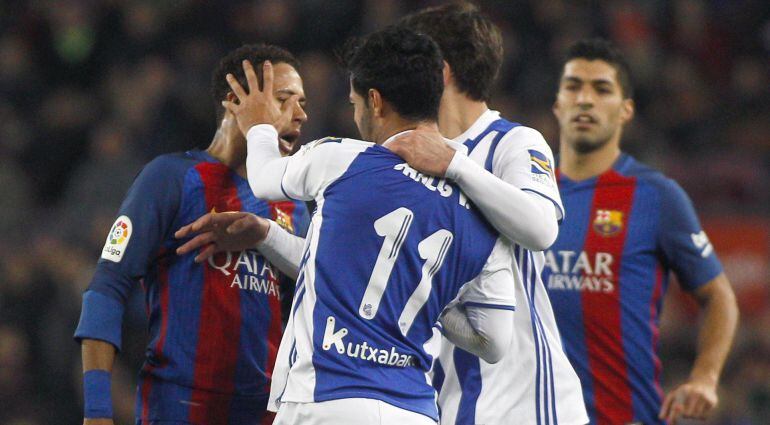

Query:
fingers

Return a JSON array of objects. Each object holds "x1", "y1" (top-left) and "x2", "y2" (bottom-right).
[
  {"x1": 176, "y1": 232, "x2": 216, "y2": 256},
  {"x1": 262, "y1": 60, "x2": 273, "y2": 96},
  {"x1": 227, "y1": 216, "x2": 252, "y2": 234},
  {"x1": 682, "y1": 391, "x2": 699, "y2": 418},
  {"x1": 226, "y1": 73, "x2": 248, "y2": 102},
  {"x1": 194, "y1": 243, "x2": 217, "y2": 263},
  {"x1": 175, "y1": 215, "x2": 209, "y2": 239},
  {"x1": 243, "y1": 60, "x2": 259, "y2": 94},
  {"x1": 659, "y1": 391, "x2": 676, "y2": 421}
]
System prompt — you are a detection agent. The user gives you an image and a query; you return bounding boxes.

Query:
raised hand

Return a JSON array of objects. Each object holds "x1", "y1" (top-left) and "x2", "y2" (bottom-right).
[
  {"x1": 175, "y1": 211, "x2": 271, "y2": 262},
  {"x1": 221, "y1": 60, "x2": 299, "y2": 137}
]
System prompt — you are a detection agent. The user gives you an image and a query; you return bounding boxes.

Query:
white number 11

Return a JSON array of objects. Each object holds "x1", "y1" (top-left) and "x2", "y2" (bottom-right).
[{"x1": 358, "y1": 207, "x2": 454, "y2": 335}]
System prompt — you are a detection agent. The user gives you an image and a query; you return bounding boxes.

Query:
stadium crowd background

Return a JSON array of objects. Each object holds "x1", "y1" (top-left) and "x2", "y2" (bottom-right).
[{"x1": 0, "y1": 1, "x2": 767, "y2": 424}]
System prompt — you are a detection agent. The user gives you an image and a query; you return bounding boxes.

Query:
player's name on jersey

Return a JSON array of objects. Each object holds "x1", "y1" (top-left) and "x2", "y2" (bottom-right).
[
  {"x1": 544, "y1": 250, "x2": 615, "y2": 293},
  {"x1": 207, "y1": 249, "x2": 280, "y2": 296},
  {"x1": 394, "y1": 163, "x2": 470, "y2": 209},
  {"x1": 322, "y1": 316, "x2": 416, "y2": 368}
]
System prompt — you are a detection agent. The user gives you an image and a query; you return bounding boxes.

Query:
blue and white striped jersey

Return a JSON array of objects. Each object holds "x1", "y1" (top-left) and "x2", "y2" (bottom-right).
[
  {"x1": 266, "y1": 134, "x2": 516, "y2": 422},
  {"x1": 434, "y1": 110, "x2": 588, "y2": 425}
]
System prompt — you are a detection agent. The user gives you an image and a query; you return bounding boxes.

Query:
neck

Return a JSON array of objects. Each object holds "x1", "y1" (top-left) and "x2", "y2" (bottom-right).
[
  {"x1": 437, "y1": 86, "x2": 488, "y2": 139},
  {"x1": 558, "y1": 138, "x2": 622, "y2": 181},
  {"x1": 374, "y1": 116, "x2": 423, "y2": 144},
  {"x1": 206, "y1": 119, "x2": 247, "y2": 177}
]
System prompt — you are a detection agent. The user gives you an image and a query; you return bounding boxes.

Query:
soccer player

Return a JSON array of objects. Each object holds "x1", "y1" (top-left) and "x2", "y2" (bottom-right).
[
  {"x1": 202, "y1": 26, "x2": 518, "y2": 425},
  {"x1": 545, "y1": 38, "x2": 739, "y2": 425},
  {"x1": 389, "y1": 5, "x2": 588, "y2": 424},
  {"x1": 73, "y1": 44, "x2": 310, "y2": 425}
]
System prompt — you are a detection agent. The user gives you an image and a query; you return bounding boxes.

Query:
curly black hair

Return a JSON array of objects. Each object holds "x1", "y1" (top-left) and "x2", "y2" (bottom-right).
[
  {"x1": 211, "y1": 43, "x2": 299, "y2": 122},
  {"x1": 341, "y1": 25, "x2": 443, "y2": 122},
  {"x1": 399, "y1": 2, "x2": 503, "y2": 103},
  {"x1": 562, "y1": 38, "x2": 634, "y2": 99}
]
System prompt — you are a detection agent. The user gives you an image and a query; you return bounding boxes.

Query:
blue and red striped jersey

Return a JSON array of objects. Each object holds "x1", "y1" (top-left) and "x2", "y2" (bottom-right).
[
  {"x1": 543, "y1": 153, "x2": 722, "y2": 425},
  {"x1": 74, "y1": 150, "x2": 309, "y2": 424}
]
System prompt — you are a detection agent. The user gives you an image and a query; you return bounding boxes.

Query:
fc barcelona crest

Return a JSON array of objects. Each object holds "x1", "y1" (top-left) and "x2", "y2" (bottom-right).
[
  {"x1": 274, "y1": 208, "x2": 295, "y2": 233},
  {"x1": 593, "y1": 209, "x2": 623, "y2": 237}
]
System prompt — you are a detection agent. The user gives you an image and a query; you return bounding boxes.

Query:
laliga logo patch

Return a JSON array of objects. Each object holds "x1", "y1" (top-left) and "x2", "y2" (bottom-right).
[
  {"x1": 101, "y1": 215, "x2": 132, "y2": 262},
  {"x1": 593, "y1": 209, "x2": 623, "y2": 237},
  {"x1": 529, "y1": 149, "x2": 555, "y2": 185}
]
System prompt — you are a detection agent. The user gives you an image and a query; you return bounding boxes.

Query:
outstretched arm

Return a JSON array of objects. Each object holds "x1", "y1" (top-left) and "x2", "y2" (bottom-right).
[{"x1": 175, "y1": 212, "x2": 305, "y2": 279}]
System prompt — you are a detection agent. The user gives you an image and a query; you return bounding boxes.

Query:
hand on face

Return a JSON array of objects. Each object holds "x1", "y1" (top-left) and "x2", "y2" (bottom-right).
[{"x1": 222, "y1": 60, "x2": 300, "y2": 139}]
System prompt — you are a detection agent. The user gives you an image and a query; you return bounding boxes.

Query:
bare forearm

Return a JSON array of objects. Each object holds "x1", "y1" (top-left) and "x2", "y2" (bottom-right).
[
  {"x1": 690, "y1": 274, "x2": 739, "y2": 384},
  {"x1": 82, "y1": 339, "x2": 116, "y2": 372}
]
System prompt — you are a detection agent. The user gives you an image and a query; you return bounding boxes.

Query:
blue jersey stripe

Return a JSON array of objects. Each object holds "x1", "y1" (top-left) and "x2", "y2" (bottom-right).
[{"x1": 454, "y1": 348, "x2": 482, "y2": 425}]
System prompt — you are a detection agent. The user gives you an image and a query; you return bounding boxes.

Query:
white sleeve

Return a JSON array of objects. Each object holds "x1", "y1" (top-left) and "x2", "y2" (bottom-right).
[
  {"x1": 438, "y1": 302, "x2": 512, "y2": 364},
  {"x1": 246, "y1": 124, "x2": 291, "y2": 200},
  {"x1": 445, "y1": 127, "x2": 563, "y2": 251},
  {"x1": 457, "y1": 238, "x2": 516, "y2": 310},
  {"x1": 256, "y1": 220, "x2": 306, "y2": 280},
  {"x1": 247, "y1": 126, "x2": 353, "y2": 201}
]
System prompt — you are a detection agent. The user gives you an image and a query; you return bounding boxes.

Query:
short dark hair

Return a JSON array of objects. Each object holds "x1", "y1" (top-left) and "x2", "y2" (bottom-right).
[
  {"x1": 341, "y1": 25, "x2": 443, "y2": 122},
  {"x1": 211, "y1": 43, "x2": 299, "y2": 122},
  {"x1": 562, "y1": 38, "x2": 634, "y2": 99},
  {"x1": 399, "y1": 2, "x2": 502, "y2": 102}
]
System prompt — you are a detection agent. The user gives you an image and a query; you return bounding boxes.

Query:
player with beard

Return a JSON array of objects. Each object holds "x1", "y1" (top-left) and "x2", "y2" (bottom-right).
[
  {"x1": 544, "y1": 38, "x2": 739, "y2": 425},
  {"x1": 74, "y1": 44, "x2": 310, "y2": 425}
]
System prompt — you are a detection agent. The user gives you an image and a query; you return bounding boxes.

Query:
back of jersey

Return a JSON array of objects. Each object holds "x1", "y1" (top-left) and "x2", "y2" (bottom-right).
[{"x1": 271, "y1": 138, "x2": 505, "y2": 421}]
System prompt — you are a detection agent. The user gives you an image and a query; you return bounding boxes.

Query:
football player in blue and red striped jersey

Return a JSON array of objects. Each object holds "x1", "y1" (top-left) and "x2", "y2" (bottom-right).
[
  {"x1": 73, "y1": 44, "x2": 310, "y2": 425},
  {"x1": 546, "y1": 38, "x2": 739, "y2": 425}
]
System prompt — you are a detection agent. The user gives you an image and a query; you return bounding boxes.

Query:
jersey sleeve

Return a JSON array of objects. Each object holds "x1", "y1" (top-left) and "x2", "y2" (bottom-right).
[
  {"x1": 493, "y1": 127, "x2": 564, "y2": 220},
  {"x1": 657, "y1": 179, "x2": 723, "y2": 291},
  {"x1": 457, "y1": 239, "x2": 516, "y2": 310},
  {"x1": 74, "y1": 155, "x2": 185, "y2": 350},
  {"x1": 281, "y1": 138, "x2": 364, "y2": 201}
]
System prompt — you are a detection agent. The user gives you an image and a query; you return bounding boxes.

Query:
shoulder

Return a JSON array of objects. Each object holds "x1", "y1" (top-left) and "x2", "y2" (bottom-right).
[
  {"x1": 140, "y1": 152, "x2": 200, "y2": 179},
  {"x1": 497, "y1": 124, "x2": 553, "y2": 156},
  {"x1": 619, "y1": 156, "x2": 695, "y2": 215},
  {"x1": 129, "y1": 152, "x2": 201, "y2": 197},
  {"x1": 295, "y1": 136, "x2": 374, "y2": 160}
]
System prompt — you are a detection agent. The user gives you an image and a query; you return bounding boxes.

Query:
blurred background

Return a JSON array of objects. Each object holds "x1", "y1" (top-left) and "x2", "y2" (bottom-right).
[{"x1": 0, "y1": 0, "x2": 768, "y2": 424}]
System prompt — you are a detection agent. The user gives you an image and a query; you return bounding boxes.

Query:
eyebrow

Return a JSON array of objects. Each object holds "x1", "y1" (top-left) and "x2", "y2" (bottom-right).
[
  {"x1": 563, "y1": 76, "x2": 615, "y2": 86},
  {"x1": 276, "y1": 88, "x2": 305, "y2": 98}
]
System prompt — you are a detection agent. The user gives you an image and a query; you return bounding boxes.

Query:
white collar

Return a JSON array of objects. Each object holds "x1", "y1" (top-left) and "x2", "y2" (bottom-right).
[
  {"x1": 452, "y1": 109, "x2": 501, "y2": 143},
  {"x1": 382, "y1": 130, "x2": 413, "y2": 147}
]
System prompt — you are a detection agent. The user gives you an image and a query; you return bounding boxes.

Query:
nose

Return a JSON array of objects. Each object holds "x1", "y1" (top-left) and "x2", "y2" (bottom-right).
[
  {"x1": 293, "y1": 100, "x2": 308, "y2": 123},
  {"x1": 575, "y1": 87, "x2": 594, "y2": 108}
]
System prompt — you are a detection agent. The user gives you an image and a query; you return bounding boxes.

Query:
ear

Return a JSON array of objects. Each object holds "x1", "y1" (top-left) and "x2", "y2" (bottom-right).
[
  {"x1": 620, "y1": 98, "x2": 635, "y2": 124},
  {"x1": 369, "y1": 88, "x2": 384, "y2": 118},
  {"x1": 442, "y1": 60, "x2": 452, "y2": 86}
]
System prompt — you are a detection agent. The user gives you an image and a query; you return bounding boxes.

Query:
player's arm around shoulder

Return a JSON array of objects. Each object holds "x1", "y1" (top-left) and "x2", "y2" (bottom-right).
[
  {"x1": 451, "y1": 126, "x2": 561, "y2": 250},
  {"x1": 655, "y1": 178, "x2": 739, "y2": 424}
]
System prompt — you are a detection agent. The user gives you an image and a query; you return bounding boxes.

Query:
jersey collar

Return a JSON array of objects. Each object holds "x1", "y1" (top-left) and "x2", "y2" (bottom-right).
[{"x1": 452, "y1": 109, "x2": 501, "y2": 144}]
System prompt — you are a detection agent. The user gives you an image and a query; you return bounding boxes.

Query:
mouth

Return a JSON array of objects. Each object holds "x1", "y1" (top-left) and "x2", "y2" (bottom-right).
[
  {"x1": 278, "y1": 130, "x2": 301, "y2": 155},
  {"x1": 571, "y1": 113, "x2": 598, "y2": 130}
]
